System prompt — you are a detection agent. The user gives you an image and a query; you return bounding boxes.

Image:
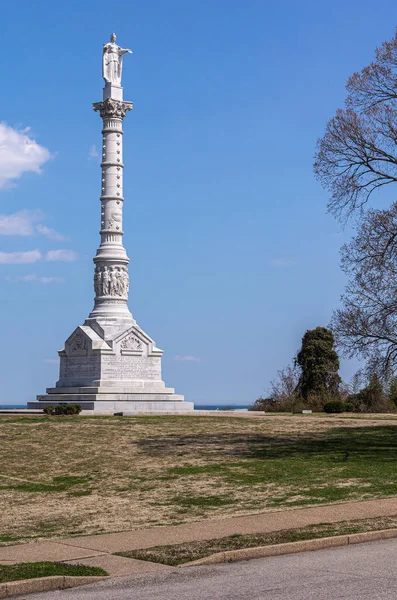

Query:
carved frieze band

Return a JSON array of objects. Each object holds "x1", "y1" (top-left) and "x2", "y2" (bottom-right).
[
  {"x1": 94, "y1": 298, "x2": 128, "y2": 305},
  {"x1": 93, "y1": 98, "x2": 133, "y2": 119},
  {"x1": 94, "y1": 265, "x2": 129, "y2": 298}
]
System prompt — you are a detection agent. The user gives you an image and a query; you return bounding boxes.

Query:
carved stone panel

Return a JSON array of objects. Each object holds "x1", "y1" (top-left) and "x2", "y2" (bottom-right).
[
  {"x1": 68, "y1": 331, "x2": 88, "y2": 356},
  {"x1": 120, "y1": 333, "x2": 143, "y2": 353},
  {"x1": 94, "y1": 265, "x2": 129, "y2": 298}
]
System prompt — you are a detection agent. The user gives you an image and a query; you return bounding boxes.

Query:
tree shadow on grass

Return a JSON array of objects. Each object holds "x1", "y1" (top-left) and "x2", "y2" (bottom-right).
[
  {"x1": 250, "y1": 426, "x2": 397, "y2": 463},
  {"x1": 135, "y1": 426, "x2": 397, "y2": 463}
]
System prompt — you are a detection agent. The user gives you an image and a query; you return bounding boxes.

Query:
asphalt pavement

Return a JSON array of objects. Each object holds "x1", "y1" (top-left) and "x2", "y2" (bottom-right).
[{"x1": 27, "y1": 538, "x2": 397, "y2": 600}]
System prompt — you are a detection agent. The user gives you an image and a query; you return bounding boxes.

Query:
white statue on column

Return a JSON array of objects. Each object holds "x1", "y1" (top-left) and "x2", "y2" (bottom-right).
[{"x1": 102, "y1": 33, "x2": 132, "y2": 86}]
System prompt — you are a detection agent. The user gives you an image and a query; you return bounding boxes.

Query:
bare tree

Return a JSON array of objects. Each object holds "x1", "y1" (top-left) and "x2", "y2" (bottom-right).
[
  {"x1": 250, "y1": 364, "x2": 301, "y2": 412},
  {"x1": 331, "y1": 203, "x2": 397, "y2": 374},
  {"x1": 314, "y1": 30, "x2": 397, "y2": 221},
  {"x1": 268, "y1": 364, "x2": 300, "y2": 402}
]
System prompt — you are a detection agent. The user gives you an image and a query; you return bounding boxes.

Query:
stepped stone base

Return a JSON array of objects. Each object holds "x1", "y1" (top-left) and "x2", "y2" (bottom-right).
[
  {"x1": 29, "y1": 401, "x2": 194, "y2": 412},
  {"x1": 32, "y1": 319, "x2": 192, "y2": 413}
]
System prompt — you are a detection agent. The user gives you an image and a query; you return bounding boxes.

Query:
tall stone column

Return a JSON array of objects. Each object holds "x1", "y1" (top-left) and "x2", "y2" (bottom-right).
[
  {"x1": 88, "y1": 91, "x2": 133, "y2": 328},
  {"x1": 30, "y1": 34, "x2": 193, "y2": 413}
]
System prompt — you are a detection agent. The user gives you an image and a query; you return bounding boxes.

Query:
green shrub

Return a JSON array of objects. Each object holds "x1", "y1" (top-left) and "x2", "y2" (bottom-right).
[
  {"x1": 323, "y1": 400, "x2": 345, "y2": 413},
  {"x1": 49, "y1": 404, "x2": 83, "y2": 416},
  {"x1": 43, "y1": 405, "x2": 54, "y2": 415},
  {"x1": 343, "y1": 401, "x2": 355, "y2": 412}
]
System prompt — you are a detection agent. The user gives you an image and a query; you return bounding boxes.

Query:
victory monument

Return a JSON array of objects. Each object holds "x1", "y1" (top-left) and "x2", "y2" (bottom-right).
[{"x1": 29, "y1": 34, "x2": 193, "y2": 413}]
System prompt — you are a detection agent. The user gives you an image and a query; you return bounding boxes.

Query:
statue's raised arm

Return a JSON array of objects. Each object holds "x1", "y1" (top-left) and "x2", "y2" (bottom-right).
[{"x1": 102, "y1": 33, "x2": 132, "y2": 86}]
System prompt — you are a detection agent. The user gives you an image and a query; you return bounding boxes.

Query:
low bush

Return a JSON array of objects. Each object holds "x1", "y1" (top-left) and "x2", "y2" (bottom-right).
[
  {"x1": 249, "y1": 396, "x2": 307, "y2": 413},
  {"x1": 66, "y1": 404, "x2": 82, "y2": 415},
  {"x1": 323, "y1": 400, "x2": 345, "y2": 413},
  {"x1": 44, "y1": 404, "x2": 82, "y2": 416}
]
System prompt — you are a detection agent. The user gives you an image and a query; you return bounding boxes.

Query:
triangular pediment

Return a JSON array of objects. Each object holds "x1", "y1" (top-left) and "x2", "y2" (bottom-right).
[
  {"x1": 116, "y1": 327, "x2": 145, "y2": 354},
  {"x1": 66, "y1": 327, "x2": 90, "y2": 355},
  {"x1": 115, "y1": 325, "x2": 163, "y2": 356},
  {"x1": 64, "y1": 326, "x2": 112, "y2": 356}
]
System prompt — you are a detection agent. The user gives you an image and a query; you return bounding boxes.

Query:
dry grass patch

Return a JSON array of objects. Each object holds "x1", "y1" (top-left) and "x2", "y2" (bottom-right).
[{"x1": 1, "y1": 414, "x2": 397, "y2": 544}]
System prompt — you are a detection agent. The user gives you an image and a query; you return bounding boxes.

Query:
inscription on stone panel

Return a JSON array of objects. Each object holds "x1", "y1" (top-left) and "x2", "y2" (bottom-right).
[
  {"x1": 60, "y1": 357, "x2": 101, "y2": 379},
  {"x1": 102, "y1": 355, "x2": 161, "y2": 380}
]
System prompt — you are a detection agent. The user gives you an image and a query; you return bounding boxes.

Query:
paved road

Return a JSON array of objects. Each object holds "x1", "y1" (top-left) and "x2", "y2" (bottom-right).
[{"x1": 29, "y1": 538, "x2": 397, "y2": 600}]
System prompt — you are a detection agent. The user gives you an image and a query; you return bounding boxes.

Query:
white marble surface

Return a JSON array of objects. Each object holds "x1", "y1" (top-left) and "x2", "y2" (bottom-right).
[
  {"x1": 102, "y1": 33, "x2": 132, "y2": 86},
  {"x1": 29, "y1": 401, "x2": 194, "y2": 412},
  {"x1": 35, "y1": 34, "x2": 190, "y2": 412}
]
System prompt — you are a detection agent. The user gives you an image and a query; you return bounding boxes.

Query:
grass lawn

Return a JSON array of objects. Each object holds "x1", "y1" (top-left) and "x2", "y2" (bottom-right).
[
  {"x1": 117, "y1": 514, "x2": 397, "y2": 565},
  {"x1": 0, "y1": 562, "x2": 107, "y2": 583},
  {"x1": 1, "y1": 413, "x2": 397, "y2": 544}
]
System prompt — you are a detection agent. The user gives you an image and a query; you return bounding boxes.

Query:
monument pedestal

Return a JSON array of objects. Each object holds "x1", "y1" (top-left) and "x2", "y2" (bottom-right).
[
  {"x1": 29, "y1": 321, "x2": 191, "y2": 411},
  {"x1": 29, "y1": 34, "x2": 192, "y2": 413},
  {"x1": 31, "y1": 320, "x2": 192, "y2": 410}
]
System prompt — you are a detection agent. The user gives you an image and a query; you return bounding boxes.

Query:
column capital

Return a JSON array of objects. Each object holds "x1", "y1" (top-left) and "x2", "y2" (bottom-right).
[{"x1": 93, "y1": 98, "x2": 133, "y2": 119}]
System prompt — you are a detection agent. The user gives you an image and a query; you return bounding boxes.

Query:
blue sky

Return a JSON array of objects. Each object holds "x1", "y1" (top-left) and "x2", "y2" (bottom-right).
[{"x1": 1, "y1": 0, "x2": 396, "y2": 405}]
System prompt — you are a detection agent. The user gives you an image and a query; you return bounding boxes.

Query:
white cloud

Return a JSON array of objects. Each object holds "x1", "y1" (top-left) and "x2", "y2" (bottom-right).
[
  {"x1": 45, "y1": 249, "x2": 78, "y2": 262},
  {"x1": 5, "y1": 273, "x2": 64, "y2": 283},
  {"x1": 89, "y1": 145, "x2": 100, "y2": 160},
  {"x1": 43, "y1": 358, "x2": 58, "y2": 364},
  {"x1": 0, "y1": 249, "x2": 42, "y2": 264},
  {"x1": 0, "y1": 248, "x2": 77, "y2": 264},
  {"x1": 174, "y1": 355, "x2": 201, "y2": 363},
  {"x1": 269, "y1": 258, "x2": 296, "y2": 267},
  {"x1": 0, "y1": 210, "x2": 41, "y2": 235},
  {"x1": 40, "y1": 276, "x2": 64, "y2": 284},
  {"x1": 35, "y1": 224, "x2": 69, "y2": 241},
  {"x1": 0, "y1": 210, "x2": 67, "y2": 240},
  {"x1": 0, "y1": 123, "x2": 52, "y2": 189}
]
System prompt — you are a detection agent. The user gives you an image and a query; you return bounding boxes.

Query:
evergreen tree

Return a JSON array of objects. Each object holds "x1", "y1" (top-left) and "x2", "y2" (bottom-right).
[{"x1": 296, "y1": 327, "x2": 341, "y2": 402}]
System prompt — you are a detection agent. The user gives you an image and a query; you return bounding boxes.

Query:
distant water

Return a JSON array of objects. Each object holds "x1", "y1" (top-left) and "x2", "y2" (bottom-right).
[
  {"x1": 195, "y1": 405, "x2": 249, "y2": 411},
  {"x1": 1, "y1": 403, "x2": 249, "y2": 411}
]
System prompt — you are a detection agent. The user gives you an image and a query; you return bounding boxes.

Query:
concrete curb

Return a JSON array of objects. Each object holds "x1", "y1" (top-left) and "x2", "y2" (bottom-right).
[
  {"x1": 0, "y1": 575, "x2": 107, "y2": 597},
  {"x1": 180, "y1": 528, "x2": 397, "y2": 567}
]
